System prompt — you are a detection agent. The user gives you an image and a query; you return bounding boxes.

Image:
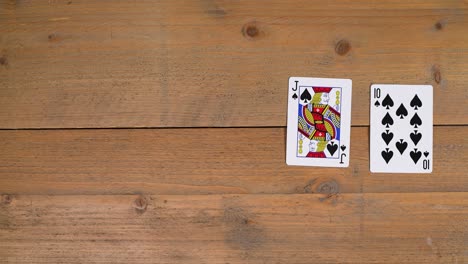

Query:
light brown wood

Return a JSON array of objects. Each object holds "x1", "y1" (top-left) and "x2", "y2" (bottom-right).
[
  {"x1": 0, "y1": 193, "x2": 466, "y2": 263},
  {"x1": 1, "y1": 0, "x2": 467, "y2": 128},
  {"x1": 1, "y1": 2, "x2": 467, "y2": 263},
  {"x1": 0, "y1": 126, "x2": 465, "y2": 195}
]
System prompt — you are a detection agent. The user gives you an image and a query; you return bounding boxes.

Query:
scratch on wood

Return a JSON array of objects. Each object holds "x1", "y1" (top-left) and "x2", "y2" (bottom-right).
[
  {"x1": 432, "y1": 65, "x2": 442, "y2": 84},
  {"x1": 201, "y1": 0, "x2": 226, "y2": 17},
  {"x1": 206, "y1": 8, "x2": 226, "y2": 16},
  {"x1": 158, "y1": 23, "x2": 169, "y2": 126},
  {"x1": 48, "y1": 17, "x2": 70, "y2": 21}
]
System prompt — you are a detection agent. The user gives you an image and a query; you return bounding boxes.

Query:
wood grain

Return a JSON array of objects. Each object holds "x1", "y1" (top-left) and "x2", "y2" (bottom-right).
[
  {"x1": 1, "y1": 0, "x2": 467, "y2": 128},
  {"x1": 1, "y1": 2, "x2": 467, "y2": 262},
  {"x1": 1, "y1": 193, "x2": 466, "y2": 263},
  {"x1": 0, "y1": 126, "x2": 465, "y2": 195}
]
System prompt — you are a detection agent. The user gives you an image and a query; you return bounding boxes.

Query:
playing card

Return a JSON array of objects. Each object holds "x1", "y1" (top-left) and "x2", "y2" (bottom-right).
[
  {"x1": 370, "y1": 84, "x2": 433, "y2": 173},
  {"x1": 286, "y1": 77, "x2": 352, "y2": 167}
]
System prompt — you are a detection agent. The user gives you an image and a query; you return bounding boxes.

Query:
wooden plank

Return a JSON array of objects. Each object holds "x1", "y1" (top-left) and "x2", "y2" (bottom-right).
[
  {"x1": 0, "y1": 193, "x2": 466, "y2": 263},
  {"x1": 1, "y1": 0, "x2": 467, "y2": 128},
  {"x1": 0, "y1": 126, "x2": 465, "y2": 195}
]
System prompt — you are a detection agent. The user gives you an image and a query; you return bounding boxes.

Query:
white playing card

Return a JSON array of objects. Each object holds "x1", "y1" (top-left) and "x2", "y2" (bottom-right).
[
  {"x1": 286, "y1": 77, "x2": 352, "y2": 167},
  {"x1": 370, "y1": 84, "x2": 433, "y2": 173}
]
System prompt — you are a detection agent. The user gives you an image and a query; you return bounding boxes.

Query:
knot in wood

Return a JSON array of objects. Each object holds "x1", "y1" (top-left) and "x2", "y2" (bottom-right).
[
  {"x1": 133, "y1": 195, "x2": 148, "y2": 213},
  {"x1": 1, "y1": 194, "x2": 12, "y2": 205},
  {"x1": 0, "y1": 56, "x2": 7, "y2": 66},
  {"x1": 304, "y1": 177, "x2": 340, "y2": 194},
  {"x1": 242, "y1": 21, "x2": 260, "y2": 39},
  {"x1": 335, "y1": 39, "x2": 351, "y2": 56},
  {"x1": 48, "y1": 33, "x2": 62, "y2": 43},
  {"x1": 246, "y1": 26, "x2": 258, "y2": 37},
  {"x1": 316, "y1": 180, "x2": 339, "y2": 194}
]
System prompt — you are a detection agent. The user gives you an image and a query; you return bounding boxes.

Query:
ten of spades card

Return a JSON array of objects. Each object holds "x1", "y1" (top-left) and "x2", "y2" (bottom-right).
[
  {"x1": 286, "y1": 77, "x2": 352, "y2": 167},
  {"x1": 370, "y1": 84, "x2": 433, "y2": 173}
]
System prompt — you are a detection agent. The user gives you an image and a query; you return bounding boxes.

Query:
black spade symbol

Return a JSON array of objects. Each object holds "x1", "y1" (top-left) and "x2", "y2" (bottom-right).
[
  {"x1": 410, "y1": 113, "x2": 422, "y2": 128},
  {"x1": 396, "y1": 103, "x2": 408, "y2": 119},
  {"x1": 382, "y1": 94, "x2": 394, "y2": 110},
  {"x1": 381, "y1": 130, "x2": 394, "y2": 145},
  {"x1": 395, "y1": 139, "x2": 408, "y2": 154},
  {"x1": 381, "y1": 148, "x2": 393, "y2": 164},
  {"x1": 410, "y1": 149, "x2": 422, "y2": 164},
  {"x1": 300, "y1": 89, "x2": 312, "y2": 103},
  {"x1": 410, "y1": 94, "x2": 422, "y2": 110},
  {"x1": 327, "y1": 141, "x2": 338, "y2": 156},
  {"x1": 340, "y1": 145, "x2": 346, "y2": 151},
  {"x1": 381, "y1": 112, "x2": 394, "y2": 128},
  {"x1": 410, "y1": 131, "x2": 422, "y2": 145},
  {"x1": 424, "y1": 151, "x2": 429, "y2": 157},
  {"x1": 374, "y1": 100, "x2": 380, "y2": 107},
  {"x1": 292, "y1": 93, "x2": 298, "y2": 100}
]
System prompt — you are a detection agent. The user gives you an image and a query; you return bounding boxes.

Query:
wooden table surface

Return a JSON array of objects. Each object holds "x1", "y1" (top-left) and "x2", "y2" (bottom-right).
[{"x1": 1, "y1": 1, "x2": 467, "y2": 263}]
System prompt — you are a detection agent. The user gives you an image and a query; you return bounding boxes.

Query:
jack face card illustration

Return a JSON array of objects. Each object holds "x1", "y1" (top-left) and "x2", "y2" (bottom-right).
[
  {"x1": 370, "y1": 84, "x2": 433, "y2": 173},
  {"x1": 286, "y1": 77, "x2": 352, "y2": 167}
]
